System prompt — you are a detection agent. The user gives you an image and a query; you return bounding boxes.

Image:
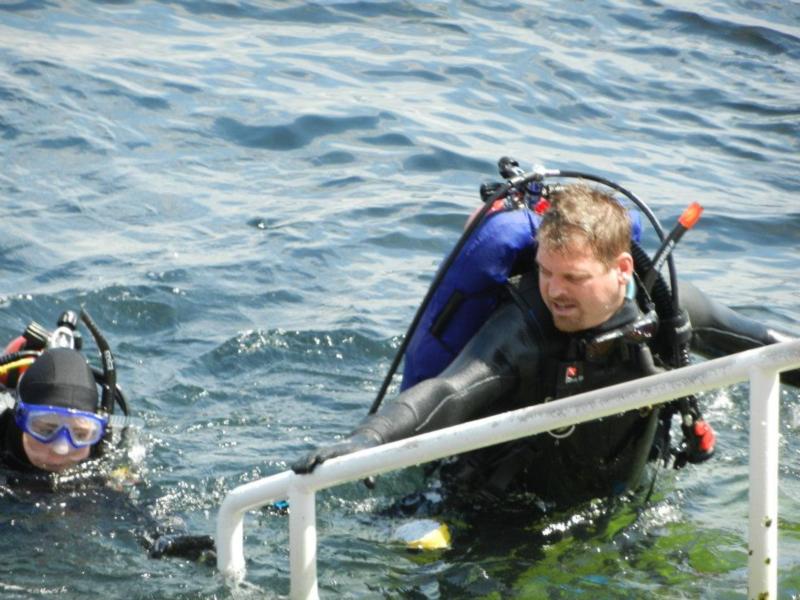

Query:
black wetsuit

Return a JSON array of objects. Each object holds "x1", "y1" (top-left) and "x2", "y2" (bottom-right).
[{"x1": 318, "y1": 276, "x2": 796, "y2": 510}]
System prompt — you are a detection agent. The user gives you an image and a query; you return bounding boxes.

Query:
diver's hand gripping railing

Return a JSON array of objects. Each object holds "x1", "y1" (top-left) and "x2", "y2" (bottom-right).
[{"x1": 216, "y1": 341, "x2": 800, "y2": 600}]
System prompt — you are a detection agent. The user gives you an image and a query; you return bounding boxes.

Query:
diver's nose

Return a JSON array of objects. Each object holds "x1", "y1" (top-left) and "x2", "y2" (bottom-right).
[{"x1": 50, "y1": 435, "x2": 71, "y2": 455}]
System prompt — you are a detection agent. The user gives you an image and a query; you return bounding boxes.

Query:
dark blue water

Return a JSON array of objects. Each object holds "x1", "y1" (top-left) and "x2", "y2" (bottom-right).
[{"x1": 1, "y1": 1, "x2": 799, "y2": 598}]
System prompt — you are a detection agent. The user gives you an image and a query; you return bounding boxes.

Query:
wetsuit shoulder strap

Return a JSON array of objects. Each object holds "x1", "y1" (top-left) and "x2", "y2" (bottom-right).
[{"x1": 505, "y1": 270, "x2": 558, "y2": 343}]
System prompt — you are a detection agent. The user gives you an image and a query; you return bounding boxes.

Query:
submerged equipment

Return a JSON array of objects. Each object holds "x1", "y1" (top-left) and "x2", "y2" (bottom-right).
[
  {"x1": 393, "y1": 518, "x2": 451, "y2": 551},
  {"x1": 369, "y1": 157, "x2": 714, "y2": 468}
]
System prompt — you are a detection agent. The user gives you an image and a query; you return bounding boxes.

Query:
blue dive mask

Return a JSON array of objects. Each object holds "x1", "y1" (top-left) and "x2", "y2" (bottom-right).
[{"x1": 14, "y1": 401, "x2": 108, "y2": 448}]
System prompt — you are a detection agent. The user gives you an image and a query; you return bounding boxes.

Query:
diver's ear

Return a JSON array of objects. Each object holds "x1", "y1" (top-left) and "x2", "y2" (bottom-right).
[{"x1": 616, "y1": 251, "x2": 634, "y2": 284}]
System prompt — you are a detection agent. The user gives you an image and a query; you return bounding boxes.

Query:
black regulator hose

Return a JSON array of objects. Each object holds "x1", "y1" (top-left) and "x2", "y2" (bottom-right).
[
  {"x1": 80, "y1": 308, "x2": 117, "y2": 416},
  {"x1": 634, "y1": 235, "x2": 712, "y2": 468},
  {"x1": 91, "y1": 367, "x2": 130, "y2": 417},
  {"x1": 631, "y1": 243, "x2": 676, "y2": 321},
  {"x1": 0, "y1": 350, "x2": 42, "y2": 366}
]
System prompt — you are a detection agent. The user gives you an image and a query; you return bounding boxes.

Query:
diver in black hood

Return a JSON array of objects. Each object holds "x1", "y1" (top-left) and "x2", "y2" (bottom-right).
[
  {"x1": 0, "y1": 309, "x2": 214, "y2": 561},
  {"x1": 0, "y1": 309, "x2": 126, "y2": 476},
  {"x1": 1, "y1": 347, "x2": 108, "y2": 473}
]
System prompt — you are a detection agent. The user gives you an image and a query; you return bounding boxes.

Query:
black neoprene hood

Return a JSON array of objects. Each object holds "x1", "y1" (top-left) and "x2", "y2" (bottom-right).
[{"x1": 17, "y1": 348, "x2": 98, "y2": 412}]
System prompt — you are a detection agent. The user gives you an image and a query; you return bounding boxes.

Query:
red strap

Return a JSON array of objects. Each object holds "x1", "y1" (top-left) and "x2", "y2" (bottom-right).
[
  {"x1": 533, "y1": 198, "x2": 550, "y2": 215},
  {"x1": 3, "y1": 336, "x2": 26, "y2": 355}
]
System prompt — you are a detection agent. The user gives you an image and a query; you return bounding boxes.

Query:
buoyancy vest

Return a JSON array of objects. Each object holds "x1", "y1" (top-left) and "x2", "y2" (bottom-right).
[{"x1": 401, "y1": 200, "x2": 644, "y2": 390}]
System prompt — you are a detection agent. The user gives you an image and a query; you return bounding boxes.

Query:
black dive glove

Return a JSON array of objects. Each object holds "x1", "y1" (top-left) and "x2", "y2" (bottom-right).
[
  {"x1": 673, "y1": 418, "x2": 716, "y2": 469},
  {"x1": 291, "y1": 431, "x2": 382, "y2": 474},
  {"x1": 146, "y1": 533, "x2": 216, "y2": 562},
  {"x1": 782, "y1": 369, "x2": 800, "y2": 389}
]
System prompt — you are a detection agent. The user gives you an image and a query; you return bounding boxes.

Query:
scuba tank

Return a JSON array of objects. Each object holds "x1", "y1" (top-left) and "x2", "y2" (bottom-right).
[
  {"x1": 49, "y1": 310, "x2": 81, "y2": 349},
  {"x1": 370, "y1": 157, "x2": 714, "y2": 468}
]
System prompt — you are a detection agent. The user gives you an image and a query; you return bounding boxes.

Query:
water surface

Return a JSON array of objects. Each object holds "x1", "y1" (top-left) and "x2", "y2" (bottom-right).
[{"x1": 1, "y1": 1, "x2": 799, "y2": 598}]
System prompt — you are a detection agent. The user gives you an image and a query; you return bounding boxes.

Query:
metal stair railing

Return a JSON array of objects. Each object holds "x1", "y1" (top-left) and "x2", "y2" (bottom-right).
[{"x1": 216, "y1": 340, "x2": 800, "y2": 600}]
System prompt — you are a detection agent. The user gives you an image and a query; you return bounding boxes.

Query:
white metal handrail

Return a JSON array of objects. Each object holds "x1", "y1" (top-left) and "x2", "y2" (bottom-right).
[{"x1": 216, "y1": 340, "x2": 800, "y2": 600}]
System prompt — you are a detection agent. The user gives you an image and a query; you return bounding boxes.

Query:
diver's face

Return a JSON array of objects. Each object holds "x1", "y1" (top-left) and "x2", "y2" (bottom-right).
[
  {"x1": 537, "y1": 237, "x2": 632, "y2": 332},
  {"x1": 22, "y1": 432, "x2": 91, "y2": 472}
]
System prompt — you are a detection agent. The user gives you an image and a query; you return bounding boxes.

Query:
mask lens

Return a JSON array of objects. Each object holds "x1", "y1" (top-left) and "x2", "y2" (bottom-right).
[
  {"x1": 67, "y1": 416, "x2": 103, "y2": 444},
  {"x1": 15, "y1": 402, "x2": 107, "y2": 448},
  {"x1": 26, "y1": 413, "x2": 63, "y2": 441}
]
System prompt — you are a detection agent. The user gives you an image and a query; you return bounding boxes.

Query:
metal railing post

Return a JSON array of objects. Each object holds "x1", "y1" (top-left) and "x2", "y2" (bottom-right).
[
  {"x1": 289, "y1": 483, "x2": 319, "y2": 600},
  {"x1": 215, "y1": 502, "x2": 246, "y2": 581},
  {"x1": 748, "y1": 366, "x2": 780, "y2": 599},
  {"x1": 216, "y1": 470, "x2": 295, "y2": 581}
]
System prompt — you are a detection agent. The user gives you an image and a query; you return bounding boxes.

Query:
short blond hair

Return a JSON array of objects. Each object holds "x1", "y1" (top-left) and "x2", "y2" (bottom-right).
[{"x1": 537, "y1": 183, "x2": 631, "y2": 266}]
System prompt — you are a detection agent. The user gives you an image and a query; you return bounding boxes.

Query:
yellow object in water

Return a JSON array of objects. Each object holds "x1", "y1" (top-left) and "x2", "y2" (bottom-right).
[
  {"x1": 393, "y1": 519, "x2": 451, "y2": 550},
  {"x1": 108, "y1": 465, "x2": 141, "y2": 490}
]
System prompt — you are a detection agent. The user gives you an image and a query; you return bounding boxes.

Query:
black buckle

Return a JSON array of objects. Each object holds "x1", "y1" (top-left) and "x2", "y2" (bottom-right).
[{"x1": 583, "y1": 310, "x2": 659, "y2": 361}]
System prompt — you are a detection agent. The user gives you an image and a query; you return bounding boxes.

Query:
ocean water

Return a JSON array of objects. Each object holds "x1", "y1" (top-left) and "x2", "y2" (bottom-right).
[{"x1": 1, "y1": 0, "x2": 799, "y2": 598}]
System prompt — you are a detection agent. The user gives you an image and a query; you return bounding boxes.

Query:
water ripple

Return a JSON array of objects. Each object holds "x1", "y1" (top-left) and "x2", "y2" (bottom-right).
[{"x1": 213, "y1": 113, "x2": 381, "y2": 150}]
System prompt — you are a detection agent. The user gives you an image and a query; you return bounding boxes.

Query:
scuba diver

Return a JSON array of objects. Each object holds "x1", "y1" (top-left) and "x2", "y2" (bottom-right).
[
  {"x1": 0, "y1": 309, "x2": 128, "y2": 477},
  {"x1": 0, "y1": 309, "x2": 215, "y2": 561},
  {"x1": 291, "y1": 158, "x2": 798, "y2": 516},
  {"x1": 2, "y1": 347, "x2": 109, "y2": 473}
]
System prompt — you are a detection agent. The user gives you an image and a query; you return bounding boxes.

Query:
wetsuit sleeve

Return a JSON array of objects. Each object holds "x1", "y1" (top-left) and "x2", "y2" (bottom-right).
[
  {"x1": 351, "y1": 301, "x2": 538, "y2": 444},
  {"x1": 290, "y1": 302, "x2": 538, "y2": 474},
  {"x1": 681, "y1": 280, "x2": 799, "y2": 386}
]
